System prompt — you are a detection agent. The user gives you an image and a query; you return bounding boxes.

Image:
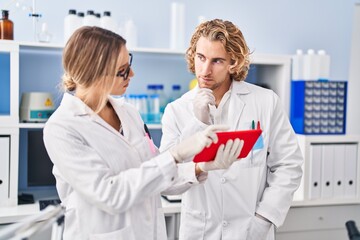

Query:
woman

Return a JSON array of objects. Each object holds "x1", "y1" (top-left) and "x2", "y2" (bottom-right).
[{"x1": 43, "y1": 26, "x2": 243, "y2": 240}]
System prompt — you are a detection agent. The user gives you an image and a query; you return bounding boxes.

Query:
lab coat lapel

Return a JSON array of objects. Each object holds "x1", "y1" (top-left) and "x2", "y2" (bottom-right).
[{"x1": 227, "y1": 81, "x2": 250, "y2": 129}]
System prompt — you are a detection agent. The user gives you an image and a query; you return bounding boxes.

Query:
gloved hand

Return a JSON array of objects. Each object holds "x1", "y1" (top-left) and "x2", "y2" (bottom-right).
[
  {"x1": 246, "y1": 215, "x2": 272, "y2": 240},
  {"x1": 193, "y1": 88, "x2": 215, "y2": 124},
  {"x1": 197, "y1": 138, "x2": 244, "y2": 172},
  {"x1": 169, "y1": 125, "x2": 229, "y2": 163}
]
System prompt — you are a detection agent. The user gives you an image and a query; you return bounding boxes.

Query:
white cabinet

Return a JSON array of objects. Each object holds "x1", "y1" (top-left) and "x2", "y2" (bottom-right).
[
  {"x1": 276, "y1": 204, "x2": 360, "y2": 240},
  {"x1": 294, "y1": 134, "x2": 360, "y2": 204},
  {"x1": 0, "y1": 136, "x2": 10, "y2": 205},
  {"x1": 0, "y1": 128, "x2": 19, "y2": 207}
]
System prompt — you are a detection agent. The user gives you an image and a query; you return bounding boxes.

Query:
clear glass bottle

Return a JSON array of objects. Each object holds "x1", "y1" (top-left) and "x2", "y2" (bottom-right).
[
  {"x1": 169, "y1": 84, "x2": 182, "y2": 102},
  {"x1": 147, "y1": 84, "x2": 161, "y2": 123},
  {"x1": 0, "y1": 10, "x2": 14, "y2": 40},
  {"x1": 37, "y1": 22, "x2": 52, "y2": 43}
]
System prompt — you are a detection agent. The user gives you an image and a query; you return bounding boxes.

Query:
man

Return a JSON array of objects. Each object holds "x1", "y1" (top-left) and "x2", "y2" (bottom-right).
[{"x1": 160, "y1": 19, "x2": 303, "y2": 240}]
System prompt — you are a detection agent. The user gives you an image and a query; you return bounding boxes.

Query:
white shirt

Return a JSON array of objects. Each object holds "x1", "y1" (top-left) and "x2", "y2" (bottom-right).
[{"x1": 44, "y1": 93, "x2": 178, "y2": 240}]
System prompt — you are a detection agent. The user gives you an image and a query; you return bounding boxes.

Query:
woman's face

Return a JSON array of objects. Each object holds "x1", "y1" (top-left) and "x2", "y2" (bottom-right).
[{"x1": 110, "y1": 47, "x2": 134, "y2": 96}]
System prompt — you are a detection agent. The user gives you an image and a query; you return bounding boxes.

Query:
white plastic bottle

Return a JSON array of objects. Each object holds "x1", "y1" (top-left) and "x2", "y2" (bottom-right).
[
  {"x1": 291, "y1": 49, "x2": 304, "y2": 80},
  {"x1": 303, "y1": 49, "x2": 319, "y2": 80},
  {"x1": 317, "y1": 50, "x2": 331, "y2": 80},
  {"x1": 77, "y1": 12, "x2": 84, "y2": 26},
  {"x1": 100, "y1": 11, "x2": 118, "y2": 33},
  {"x1": 95, "y1": 13, "x2": 101, "y2": 26},
  {"x1": 64, "y1": 9, "x2": 80, "y2": 43},
  {"x1": 124, "y1": 19, "x2": 137, "y2": 48},
  {"x1": 83, "y1": 10, "x2": 98, "y2": 27}
]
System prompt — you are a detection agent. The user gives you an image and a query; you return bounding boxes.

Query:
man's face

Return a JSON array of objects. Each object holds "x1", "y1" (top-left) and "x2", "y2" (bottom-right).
[{"x1": 194, "y1": 36, "x2": 232, "y2": 91}]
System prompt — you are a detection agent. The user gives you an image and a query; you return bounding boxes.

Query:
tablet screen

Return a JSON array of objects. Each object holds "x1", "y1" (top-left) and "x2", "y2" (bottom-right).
[{"x1": 193, "y1": 129, "x2": 262, "y2": 163}]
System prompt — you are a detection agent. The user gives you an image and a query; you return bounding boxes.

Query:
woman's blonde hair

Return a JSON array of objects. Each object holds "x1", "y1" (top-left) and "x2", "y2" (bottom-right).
[
  {"x1": 186, "y1": 19, "x2": 251, "y2": 81},
  {"x1": 62, "y1": 26, "x2": 126, "y2": 113}
]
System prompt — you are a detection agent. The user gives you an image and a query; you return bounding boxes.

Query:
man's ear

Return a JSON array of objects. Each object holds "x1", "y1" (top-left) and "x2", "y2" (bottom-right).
[{"x1": 228, "y1": 65, "x2": 235, "y2": 74}]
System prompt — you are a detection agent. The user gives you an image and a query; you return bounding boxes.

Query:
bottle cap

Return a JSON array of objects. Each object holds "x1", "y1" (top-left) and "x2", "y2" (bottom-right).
[
  {"x1": 95, "y1": 13, "x2": 101, "y2": 18},
  {"x1": 68, "y1": 9, "x2": 76, "y2": 15},
  {"x1": 77, "y1": 12, "x2": 84, "y2": 17},
  {"x1": 104, "y1": 11, "x2": 111, "y2": 17},
  {"x1": 317, "y1": 49, "x2": 326, "y2": 55},
  {"x1": 307, "y1": 49, "x2": 315, "y2": 55},
  {"x1": 172, "y1": 85, "x2": 181, "y2": 90},
  {"x1": 87, "y1": 10, "x2": 95, "y2": 15},
  {"x1": 296, "y1": 49, "x2": 303, "y2": 55}
]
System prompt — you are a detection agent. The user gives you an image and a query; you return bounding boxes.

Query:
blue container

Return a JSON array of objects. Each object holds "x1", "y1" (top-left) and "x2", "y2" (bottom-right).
[
  {"x1": 290, "y1": 80, "x2": 347, "y2": 135},
  {"x1": 0, "y1": 52, "x2": 11, "y2": 116}
]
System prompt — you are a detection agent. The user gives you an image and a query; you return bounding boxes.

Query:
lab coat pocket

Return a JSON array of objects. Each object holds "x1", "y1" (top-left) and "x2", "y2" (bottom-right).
[
  {"x1": 179, "y1": 207, "x2": 206, "y2": 240},
  {"x1": 89, "y1": 226, "x2": 136, "y2": 240},
  {"x1": 134, "y1": 135, "x2": 159, "y2": 163},
  {"x1": 236, "y1": 121, "x2": 266, "y2": 167}
]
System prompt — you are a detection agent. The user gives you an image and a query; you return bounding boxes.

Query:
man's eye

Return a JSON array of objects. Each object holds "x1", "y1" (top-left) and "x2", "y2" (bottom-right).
[{"x1": 197, "y1": 55, "x2": 205, "y2": 61}]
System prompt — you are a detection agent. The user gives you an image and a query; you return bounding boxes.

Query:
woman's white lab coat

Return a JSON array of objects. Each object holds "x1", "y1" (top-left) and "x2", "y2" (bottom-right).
[
  {"x1": 160, "y1": 81, "x2": 303, "y2": 240},
  {"x1": 43, "y1": 93, "x2": 178, "y2": 240}
]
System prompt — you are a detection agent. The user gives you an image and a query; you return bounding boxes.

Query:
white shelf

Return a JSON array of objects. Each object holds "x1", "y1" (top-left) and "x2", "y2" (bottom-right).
[
  {"x1": 16, "y1": 122, "x2": 161, "y2": 129},
  {"x1": 18, "y1": 123, "x2": 46, "y2": 129},
  {"x1": 11, "y1": 40, "x2": 185, "y2": 55},
  {"x1": 292, "y1": 198, "x2": 360, "y2": 207}
]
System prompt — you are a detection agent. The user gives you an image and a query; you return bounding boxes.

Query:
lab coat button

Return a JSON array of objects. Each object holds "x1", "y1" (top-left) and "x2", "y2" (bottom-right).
[
  {"x1": 222, "y1": 221, "x2": 228, "y2": 227},
  {"x1": 220, "y1": 177, "x2": 227, "y2": 183}
]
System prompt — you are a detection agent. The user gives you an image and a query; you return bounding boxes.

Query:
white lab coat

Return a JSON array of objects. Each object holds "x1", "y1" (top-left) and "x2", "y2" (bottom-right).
[
  {"x1": 43, "y1": 93, "x2": 178, "y2": 240},
  {"x1": 160, "y1": 81, "x2": 303, "y2": 240}
]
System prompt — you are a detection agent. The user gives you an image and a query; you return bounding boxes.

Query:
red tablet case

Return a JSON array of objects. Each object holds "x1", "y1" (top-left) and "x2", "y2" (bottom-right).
[{"x1": 193, "y1": 129, "x2": 262, "y2": 163}]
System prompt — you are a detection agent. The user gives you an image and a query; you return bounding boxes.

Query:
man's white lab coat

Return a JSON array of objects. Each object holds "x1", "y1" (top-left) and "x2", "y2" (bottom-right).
[{"x1": 160, "y1": 81, "x2": 303, "y2": 240}]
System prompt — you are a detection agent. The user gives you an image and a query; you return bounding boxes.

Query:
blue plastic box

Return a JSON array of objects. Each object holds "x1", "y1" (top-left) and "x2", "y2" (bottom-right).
[{"x1": 290, "y1": 80, "x2": 347, "y2": 134}]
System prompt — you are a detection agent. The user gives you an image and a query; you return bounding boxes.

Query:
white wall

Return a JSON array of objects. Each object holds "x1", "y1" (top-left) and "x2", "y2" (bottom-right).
[
  {"x1": 347, "y1": 3, "x2": 360, "y2": 135},
  {"x1": 1, "y1": 0, "x2": 357, "y2": 80}
]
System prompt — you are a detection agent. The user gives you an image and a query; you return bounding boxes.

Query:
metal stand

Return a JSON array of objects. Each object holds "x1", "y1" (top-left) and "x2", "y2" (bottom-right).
[{"x1": 28, "y1": 0, "x2": 41, "y2": 41}]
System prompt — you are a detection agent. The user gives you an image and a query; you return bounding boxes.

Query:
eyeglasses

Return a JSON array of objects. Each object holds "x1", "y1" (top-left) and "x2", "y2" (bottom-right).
[{"x1": 116, "y1": 53, "x2": 133, "y2": 80}]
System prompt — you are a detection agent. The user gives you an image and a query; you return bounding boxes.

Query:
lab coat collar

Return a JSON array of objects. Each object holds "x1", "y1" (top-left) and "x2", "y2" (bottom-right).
[
  {"x1": 60, "y1": 92, "x2": 126, "y2": 117},
  {"x1": 61, "y1": 92, "x2": 91, "y2": 116},
  {"x1": 227, "y1": 81, "x2": 249, "y2": 129}
]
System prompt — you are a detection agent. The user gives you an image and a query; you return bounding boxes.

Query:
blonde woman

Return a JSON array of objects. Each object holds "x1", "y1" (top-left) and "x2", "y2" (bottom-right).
[{"x1": 43, "y1": 26, "x2": 243, "y2": 240}]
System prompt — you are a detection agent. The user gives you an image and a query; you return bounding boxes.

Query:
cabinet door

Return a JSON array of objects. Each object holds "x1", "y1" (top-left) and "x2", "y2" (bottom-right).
[{"x1": 0, "y1": 136, "x2": 10, "y2": 205}]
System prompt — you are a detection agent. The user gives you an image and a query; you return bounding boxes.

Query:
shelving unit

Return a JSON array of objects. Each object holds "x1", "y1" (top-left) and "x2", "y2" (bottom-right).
[{"x1": 294, "y1": 134, "x2": 360, "y2": 203}]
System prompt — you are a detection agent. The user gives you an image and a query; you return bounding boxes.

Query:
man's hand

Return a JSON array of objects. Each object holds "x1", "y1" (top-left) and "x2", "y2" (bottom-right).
[{"x1": 193, "y1": 88, "x2": 215, "y2": 124}]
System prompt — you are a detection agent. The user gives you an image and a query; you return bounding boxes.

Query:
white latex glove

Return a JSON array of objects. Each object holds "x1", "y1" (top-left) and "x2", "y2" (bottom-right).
[
  {"x1": 247, "y1": 215, "x2": 272, "y2": 240},
  {"x1": 197, "y1": 138, "x2": 244, "y2": 172},
  {"x1": 193, "y1": 88, "x2": 215, "y2": 124},
  {"x1": 169, "y1": 125, "x2": 229, "y2": 163}
]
